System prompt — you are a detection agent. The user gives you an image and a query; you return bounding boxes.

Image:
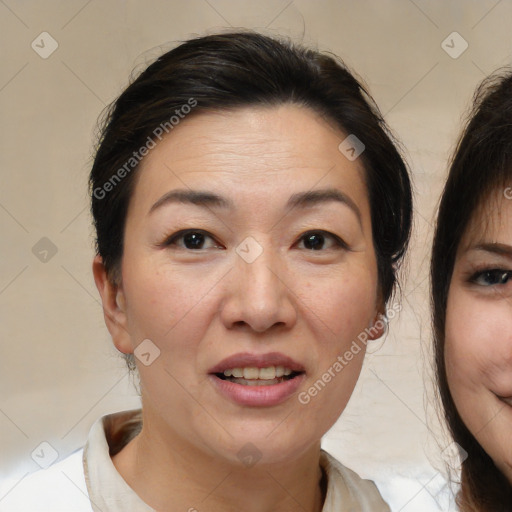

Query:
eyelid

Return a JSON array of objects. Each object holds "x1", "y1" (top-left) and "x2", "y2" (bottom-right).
[
  {"x1": 158, "y1": 228, "x2": 349, "y2": 251},
  {"x1": 295, "y1": 230, "x2": 350, "y2": 251},
  {"x1": 160, "y1": 229, "x2": 223, "y2": 249},
  {"x1": 468, "y1": 267, "x2": 512, "y2": 286}
]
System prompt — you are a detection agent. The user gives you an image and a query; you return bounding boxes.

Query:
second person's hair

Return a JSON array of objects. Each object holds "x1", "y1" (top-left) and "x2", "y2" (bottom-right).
[{"x1": 431, "y1": 69, "x2": 512, "y2": 510}]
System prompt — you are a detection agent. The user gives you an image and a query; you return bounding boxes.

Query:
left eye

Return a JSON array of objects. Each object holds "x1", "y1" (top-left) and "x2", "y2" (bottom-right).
[
  {"x1": 471, "y1": 269, "x2": 512, "y2": 286},
  {"x1": 296, "y1": 231, "x2": 347, "y2": 251}
]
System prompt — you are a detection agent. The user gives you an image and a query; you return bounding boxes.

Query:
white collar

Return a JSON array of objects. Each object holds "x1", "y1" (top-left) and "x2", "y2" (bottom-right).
[{"x1": 83, "y1": 409, "x2": 389, "y2": 511}]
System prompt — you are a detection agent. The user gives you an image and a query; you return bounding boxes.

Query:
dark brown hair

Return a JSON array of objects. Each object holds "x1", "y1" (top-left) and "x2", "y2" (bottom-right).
[
  {"x1": 431, "y1": 70, "x2": 512, "y2": 510},
  {"x1": 89, "y1": 31, "x2": 412, "y2": 365}
]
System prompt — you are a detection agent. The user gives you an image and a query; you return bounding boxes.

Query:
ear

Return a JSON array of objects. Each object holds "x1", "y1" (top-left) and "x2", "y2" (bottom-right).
[
  {"x1": 367, "y1": 313, "x2": 387, "y2": 340},
  {"x1": 367, "y1": 296, "x2": 387, "y2": 341},
  {"x1": 92, "y1": 255, "x2": 133, "y2": 355}
]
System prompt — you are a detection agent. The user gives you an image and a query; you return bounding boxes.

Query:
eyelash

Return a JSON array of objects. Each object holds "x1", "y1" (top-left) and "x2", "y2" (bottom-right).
[
  {"x1": 160, "y1": 229, "x2": 222, "y2": 250},
  {"x1": 160, "y1": 229, "x2": 349, "y2": 252},
  {"x1": 469, "y1": 268, "x2": 512, "y2": 287}
]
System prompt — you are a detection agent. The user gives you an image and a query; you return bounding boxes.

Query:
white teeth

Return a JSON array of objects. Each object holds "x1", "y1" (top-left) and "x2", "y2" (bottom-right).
[
  {"x1": 222, "y1": 366, "x2": 296, "y2": 380},
  {"x1": 243, "y1": 367, "x2": 259, "y2": 379},
  {"x1": 259, "y1": 367, "x2": 276, "y2": 379}
]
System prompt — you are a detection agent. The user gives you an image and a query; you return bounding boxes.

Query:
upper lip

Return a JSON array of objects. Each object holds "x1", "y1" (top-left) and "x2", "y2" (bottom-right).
[{"x1": 208, "y1": 352, "x2": 306, "y2": 374}]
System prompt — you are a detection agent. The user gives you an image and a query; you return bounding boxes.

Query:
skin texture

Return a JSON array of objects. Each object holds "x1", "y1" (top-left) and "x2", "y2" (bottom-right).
[
  {"x1": 93, "y1": 105, "x2": 384, "y2": 512},
  {"x1": 445, "y1": 191, "x2": 512, "y2": 485}
]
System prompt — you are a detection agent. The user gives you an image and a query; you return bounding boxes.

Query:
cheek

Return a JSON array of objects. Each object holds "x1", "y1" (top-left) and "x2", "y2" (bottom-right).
[
  {"x1": 445, "y1": 295, "x2": 480, "y2": 391},
  {"x1": 121, "y1": 257, "x2": 218, "y2": 348},
  {"x1": 121, "y1": 260, "x2": 218, "y2": 410},
  {"x1": 295, "y1": 269, "x2": 374, "y2": 417},
  {"x1": 445, "y1": 291, "x2": 492, "y2": 400},
  {"x1": 446, "y1": 289, "x2": 512, "y2": 400},
  {"x1": 302, "y1": 268, "x2": 376, "y2": 339}
]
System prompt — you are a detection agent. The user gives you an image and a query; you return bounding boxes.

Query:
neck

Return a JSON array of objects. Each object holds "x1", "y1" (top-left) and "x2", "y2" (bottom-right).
[{"x1": 112, "y1": 413, "x2": 326, "y2": 512}]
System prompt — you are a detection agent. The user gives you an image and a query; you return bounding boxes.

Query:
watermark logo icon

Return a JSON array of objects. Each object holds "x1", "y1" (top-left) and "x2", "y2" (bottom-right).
[
  {"x1": 134, "y1": 339, "x2": 161, "y2": 366},
  {"x1": 237, "y1": 442, "x2": 262, "y2": 468},
  {"x1": 424, "y1": 472, "x2": 452, "y2": 504},
  {"x1": 236, "y1": 236, "x2": 263, "y2": 264},
  {"x1": 441, "y1": 32, "x2": 468, "y2": 59},
  {"x1": 338, "y1": 134, "x2": 365, "y2": 161},
  {"x1": 31, "y1": 441, "x2": 58, "y2": 469},
  {"x1": 32, "y1": 237, "x2": 58, "y2": 263},
  {"x1": 441, "y1": 441, "x2": 468, "y2": 469},
  {"x1": 31, "y1": 32, "x2": 59, "y2": 59}
]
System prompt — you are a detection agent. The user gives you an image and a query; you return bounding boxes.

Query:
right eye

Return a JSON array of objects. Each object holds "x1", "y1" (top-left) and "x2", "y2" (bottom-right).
[
  {"x1": 162, "y1": 230, "x2": 223, "y2": 250},
  {"x1": 470, "y1": 269, "x2": 512, "y2": 286}
]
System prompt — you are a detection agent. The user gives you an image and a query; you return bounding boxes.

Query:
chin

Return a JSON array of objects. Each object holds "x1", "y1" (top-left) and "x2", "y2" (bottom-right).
[{"x1": 211, "y1": 431, "x2": 317, "y2": 468}]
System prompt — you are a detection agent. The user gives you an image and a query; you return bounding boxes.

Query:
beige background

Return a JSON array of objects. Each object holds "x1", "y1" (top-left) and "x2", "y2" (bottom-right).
[{"x1": 1, "y1": 0, "x2": 510, "y2": 509}]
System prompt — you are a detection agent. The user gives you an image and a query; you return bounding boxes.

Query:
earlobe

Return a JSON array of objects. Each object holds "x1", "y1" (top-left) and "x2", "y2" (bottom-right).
[
  {"x1": 92, "y1": 255, "x2": 133, "y2": 355},
  {"x1": 367, "y1": 312, "x2": 388, "y2": 340},
  {"x1": 367, "y1": 291, "x2": 387, "y2": 340}
]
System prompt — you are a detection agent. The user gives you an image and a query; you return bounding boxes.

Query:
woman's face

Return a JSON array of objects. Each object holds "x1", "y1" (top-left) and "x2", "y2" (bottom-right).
[
  {"x1": 107, "y1": 105, "x2": 382, "y2": 465},
  {"x1": 445, "y1": 191, "x2": 512, "y2": 482}
]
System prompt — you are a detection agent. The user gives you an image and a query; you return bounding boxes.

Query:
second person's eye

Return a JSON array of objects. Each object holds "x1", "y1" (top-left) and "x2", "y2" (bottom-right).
[{"x1": 471, "y1": 269, "x2": 512, "y2": 286}]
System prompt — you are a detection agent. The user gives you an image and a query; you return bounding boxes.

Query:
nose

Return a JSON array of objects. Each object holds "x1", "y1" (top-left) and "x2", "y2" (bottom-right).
[{"x1": 219, "y1": 244, "x2": 298, "y2": 333}]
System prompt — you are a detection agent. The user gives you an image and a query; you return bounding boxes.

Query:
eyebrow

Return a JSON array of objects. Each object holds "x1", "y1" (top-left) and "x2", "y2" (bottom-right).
[
  {"x1": 470, "y1": 242, "x2": 512, "y2": 258},
  {"x1": 148, "y1": 187, "x2": 362, "y2": 225},
  {"x1": 287, "y1": 188, "x2": 362, "y2": 226},
  {"x1": 149, "y1": 189, "x2": 233, "y2": 214}
]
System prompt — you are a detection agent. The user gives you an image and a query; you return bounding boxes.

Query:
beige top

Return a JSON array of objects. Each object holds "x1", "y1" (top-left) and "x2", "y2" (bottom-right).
[{"x1": 83, "y1": 409, "x2": 390, "y2": 511}]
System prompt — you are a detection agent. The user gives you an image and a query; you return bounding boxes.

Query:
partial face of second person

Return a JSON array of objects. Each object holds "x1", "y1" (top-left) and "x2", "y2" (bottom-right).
[
  {"x1": 446, "y1": 191, "x2": 512, "y2": 482},
  {"x1": 101, "y1": 104, "x2": 383, "y2": 466}
]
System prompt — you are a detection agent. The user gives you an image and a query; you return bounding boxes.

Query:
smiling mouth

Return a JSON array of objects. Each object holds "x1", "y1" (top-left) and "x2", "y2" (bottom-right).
[
  {"x1": 497, "y1": 395, "x2": 512, "y2": 407},
  {"x1": 215, "y1": 366, "x2": 304, "y2": 386}
]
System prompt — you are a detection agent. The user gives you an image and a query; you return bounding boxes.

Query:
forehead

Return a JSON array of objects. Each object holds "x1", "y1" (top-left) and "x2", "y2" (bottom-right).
[
  {"x1": 460, "y1": 190, "x2": 512, "y2": 249},
  {"x1": 129, "y1": 104, "x2": 369, "y2": 215}
]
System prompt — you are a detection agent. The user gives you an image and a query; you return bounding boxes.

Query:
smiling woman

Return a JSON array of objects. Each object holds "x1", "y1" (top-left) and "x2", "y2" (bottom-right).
[
  {"x1": 5, "y1": 31, "x2": 412, "y2": 511},
  {"x1": 432, "y1": 70, "x2": 512, "y2": 510}
]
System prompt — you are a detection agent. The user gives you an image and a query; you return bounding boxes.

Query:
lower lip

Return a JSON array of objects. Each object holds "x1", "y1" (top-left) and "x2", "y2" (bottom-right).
[{"x1": 209, "y1": 373, "x2": 306, "y2": 407}]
